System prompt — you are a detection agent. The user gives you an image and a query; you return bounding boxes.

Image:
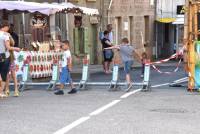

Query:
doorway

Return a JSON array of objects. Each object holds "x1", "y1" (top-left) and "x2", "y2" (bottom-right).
[{"x1": 91, "y1": 24, "x2": 98, "y2": 64}]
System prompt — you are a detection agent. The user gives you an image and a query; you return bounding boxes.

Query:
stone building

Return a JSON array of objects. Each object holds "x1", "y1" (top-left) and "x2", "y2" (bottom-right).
[
  {"x1": 108, "y1": 0, "x2": 155, "y2": 58},
  {"x1": 0, "y1": 0, "x2": 156, "y2": 64},
  {"x1": 156, "y1": 0, "x2": 185, "y2": 58}
]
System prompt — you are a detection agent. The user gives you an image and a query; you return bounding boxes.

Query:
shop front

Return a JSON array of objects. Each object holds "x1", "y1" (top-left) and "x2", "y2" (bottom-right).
[{"x1": 0, "y1": 1, "x2": 99, "y2": 79}]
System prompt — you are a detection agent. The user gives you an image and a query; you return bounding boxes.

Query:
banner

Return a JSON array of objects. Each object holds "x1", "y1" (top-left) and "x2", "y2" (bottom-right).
[{"x1": 14, "y1": 51, "x2": 63, "y2": 79}]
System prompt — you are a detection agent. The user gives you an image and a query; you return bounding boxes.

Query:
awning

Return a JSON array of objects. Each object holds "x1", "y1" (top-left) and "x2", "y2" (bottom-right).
[
  {"x1": 0, "y1": 1, "x2": 99, "y2": 16},
  {"x1": 0, "y1": 1, "x2": 63, "y2": 15},
  {"x1": 55, "y1": 3, "x2": 99, "y2": 15},
  {"x1": 78, "y1": 6, "x2": 99, "y2": 16},
  {"x1": 156, "y1": 18, "x2": 176, "y2": 23}
]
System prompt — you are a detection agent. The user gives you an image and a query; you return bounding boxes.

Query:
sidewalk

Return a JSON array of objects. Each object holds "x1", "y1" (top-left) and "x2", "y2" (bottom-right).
[{"x1": 71, "y1": 60, "x2": 182, "y2": 74}]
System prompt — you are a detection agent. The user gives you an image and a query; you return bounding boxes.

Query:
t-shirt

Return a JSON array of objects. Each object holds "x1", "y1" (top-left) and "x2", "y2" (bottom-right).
[
  {"x1": 0, "y1": 31, "x2": 10, "y2": 58},
  {"x1": 100, "y1": 31, "x2": 113, "y2": 43},
  {"x1": 119, "y1": 44, "x2": 134, "y2": 62},
  {"x1": 61, "y1": 50, "x2": 71, "y2": 67},
  {"x1": 108, "y1": 32, "x2": 113, "y2": 43},
  {"x1": 101, "y1": 38, "x2": 112, "y2": 49}
]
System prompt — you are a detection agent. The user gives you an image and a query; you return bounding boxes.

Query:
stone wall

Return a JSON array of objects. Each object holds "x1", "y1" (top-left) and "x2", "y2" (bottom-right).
[{"x1": 109, "y1": 0, "x2": 155, "y2": 58}]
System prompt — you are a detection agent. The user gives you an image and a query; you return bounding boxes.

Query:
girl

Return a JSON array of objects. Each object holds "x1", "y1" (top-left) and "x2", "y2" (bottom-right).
[{"x1": 5, "y1": 35, "x2": 19, "y2": 97}]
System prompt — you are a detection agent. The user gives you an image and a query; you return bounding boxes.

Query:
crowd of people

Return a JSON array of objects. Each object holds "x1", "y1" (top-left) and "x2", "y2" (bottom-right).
[{"x1": 0, "y1": 21, "x2": 148, "y2": 98}]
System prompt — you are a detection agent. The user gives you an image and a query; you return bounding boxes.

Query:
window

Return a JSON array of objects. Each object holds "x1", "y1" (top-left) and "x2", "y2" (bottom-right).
[
  {"x1": 144, "y1": 16, "x2": 150, "y2": 45},
  {"x1": 129, "y1": 16, "x2": 134, "y2": 44}
]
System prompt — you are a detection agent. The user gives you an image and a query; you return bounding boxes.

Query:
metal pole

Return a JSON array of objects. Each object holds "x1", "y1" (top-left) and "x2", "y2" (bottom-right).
[
  {"x1": 176, "y1": 24, "x2": 179, "y2": 53},
  {"x1": 19, "y1": 0, "x2": 26, "y2": 48},
  {"x1": 155, "y1": 0, "x2": 158, "y2": 59},
  {"x1": 65, "y1": 0, "x2": 69, "y2": 40},
  {"x1": 108, "y1": 0, "x2": 113, "y2": 24},
  {"x1": 11, "y1": 82, "x2": 145, "y2": 86}
]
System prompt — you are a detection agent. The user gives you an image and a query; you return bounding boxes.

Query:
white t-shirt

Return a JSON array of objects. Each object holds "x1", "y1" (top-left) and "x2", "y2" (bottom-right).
[
  {"x1": 108, "y1": 32, "x2": 113, "y2": 43},
  {"x1": 61, "y1": 50, "x2": 71, "y2": 67},
  {"x1": 0, "y1": 31, "x2": 10, "y2": 58}
]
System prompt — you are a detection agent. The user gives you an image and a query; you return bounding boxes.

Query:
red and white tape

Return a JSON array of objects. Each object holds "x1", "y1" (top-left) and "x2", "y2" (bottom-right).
[
  {"x1": 147, "y1": 46, "x2": 185, "y2": 74},
  {"x1": 151, "y1": 59, "x2": 182, "y2": 74}
]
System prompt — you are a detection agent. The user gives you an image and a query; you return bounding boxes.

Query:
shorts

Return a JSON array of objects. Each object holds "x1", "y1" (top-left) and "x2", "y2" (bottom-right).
[
  {"x1": 59, "y1": 66, "x2": 72, "y2": 84},
  {"x1": 0, "y1": 58, "x2": 10, "y2": 81},
  {"x1": 124, "y1": 60, "x2": 133, "y2": 74},
  {"x1": 103, "y1": 50, "x2": 114, "y2": 62}
]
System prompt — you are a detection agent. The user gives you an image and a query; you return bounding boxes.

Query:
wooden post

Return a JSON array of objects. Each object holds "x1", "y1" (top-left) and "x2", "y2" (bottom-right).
[
  {"x1": 188, "y1": 2, "x2": 193, "y2": 90},
  {"x1": 188, "y1": 2, "x2": 197, "y2": 91}
]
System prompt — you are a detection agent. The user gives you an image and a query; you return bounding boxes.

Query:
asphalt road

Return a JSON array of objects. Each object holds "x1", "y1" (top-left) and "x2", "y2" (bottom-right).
[{"x1": 1, "y1": 65, "x2": 199, "y2": 134}]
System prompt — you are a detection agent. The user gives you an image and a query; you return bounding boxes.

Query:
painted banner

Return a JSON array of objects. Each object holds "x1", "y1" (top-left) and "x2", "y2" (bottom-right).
[{"x1": 14, "y1": 51, "x2": 63, "y2": 79}]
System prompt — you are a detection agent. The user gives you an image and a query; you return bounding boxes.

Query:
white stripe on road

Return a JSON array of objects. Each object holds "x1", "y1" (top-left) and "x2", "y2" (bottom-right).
[
  {"x1": 53, "y1": 116, "x2": 90, "y2": 134},
  {"x1": 151, "y1": 83, "x2": 169, "y2": 88},
  {"x1": 120, "y1": 88, "x2": 142, "y2": 99},
  {"x1": 89, "y1": 100, "x2": 121, "y2": 116},
  {"x1": 53, "y1": 83, "x2": 169, "y2": 134}
]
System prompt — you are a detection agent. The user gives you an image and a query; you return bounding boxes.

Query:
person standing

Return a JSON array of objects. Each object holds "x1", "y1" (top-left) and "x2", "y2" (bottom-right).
[
  {"x1": 105, "y1": 38, "x2": 140, "y2": 92},
  {"x1": 9, "y1": 24, "x2": 19, "y2": 47},
  {"x1": 107, "y1": 24, "x2": 113, "y2": 43},
  {"x1": 0, "y1": 20, "x2": 20, "y2": 98},
  {"x1": 101, "y1": 30, "x2": 114, "y2": 74},
  {"x1": 5, "y1": 35, "x2": 20, "y2": 97},
  {"x1": 54, "y1": 40, "x2": 77, "y2": 95}
]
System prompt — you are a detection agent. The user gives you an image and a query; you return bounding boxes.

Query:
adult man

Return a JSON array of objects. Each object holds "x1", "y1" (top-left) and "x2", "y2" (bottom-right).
[{"x1": 107, "y1": 24, "x2": 113, "y2": 43}]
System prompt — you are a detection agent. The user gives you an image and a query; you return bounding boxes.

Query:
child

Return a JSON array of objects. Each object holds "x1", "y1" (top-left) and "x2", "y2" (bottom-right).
[
  {"x1": 54, "y1": 40, "x2": 77, "y2": 95},
  {"x1": 5, "y1": 35, "x2": 19, "y2": 97},
  {"x1": 141, "y1": 52, "x2": 148, "y2": 78},
  {"x1": 105, "y1": 38, "x2": 139, "y2": 92}
]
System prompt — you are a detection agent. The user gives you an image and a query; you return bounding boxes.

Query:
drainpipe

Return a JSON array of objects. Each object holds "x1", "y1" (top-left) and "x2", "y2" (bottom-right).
[
  {"x1": 19, "y1": 0, "x2": 26, "y2": 48},
  {"x1": 108, "y1": 0, "x2": 113, "y2": 24},
  {"x1": 155, "y1": 0, "x2": 158, "y2": 59},
  {"x1": 176, "y1": 24, "x2": 179, "y2": 53},
  {"x1": 65, "y1": 0, "x2": 69, "y2": 40}
]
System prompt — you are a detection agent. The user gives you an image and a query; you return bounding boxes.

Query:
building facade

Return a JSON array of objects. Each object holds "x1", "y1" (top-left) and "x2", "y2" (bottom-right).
[
  {"x1": 156, "y1": 0, "x2": 185, "y2": 58},
  {"x1": 108, "y1": 0, "x2": 155, "y2": 58},
  {"x1": 0, "y1": 0, "x2": 156, "y2": 64}
]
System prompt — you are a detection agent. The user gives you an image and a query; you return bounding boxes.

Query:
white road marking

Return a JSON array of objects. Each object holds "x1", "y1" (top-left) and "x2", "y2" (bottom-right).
[
  {"x1": 89, "y1": 100, "x2": 121, "y2": 116},
  {"x1": 151, "y1": 83, "x2": 169, "y2": 88},
  {"x1": 53, "y1": 83, "x2": 170, "y2": 134},
  {"x1": 120, "y1": 88, "x2": 142, "y2": 99},
  {"x1": 53, "y1": 116, "x2": 90, "y2": 134}
]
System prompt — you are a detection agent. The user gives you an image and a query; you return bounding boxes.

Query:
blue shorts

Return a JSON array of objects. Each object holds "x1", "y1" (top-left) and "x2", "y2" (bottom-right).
[
  {"x1": 124, "y1": 61, "x2": 133, "y2": 74},
  {"x1": 59, "y1": 66, "x2": 72, "y2": 84}
]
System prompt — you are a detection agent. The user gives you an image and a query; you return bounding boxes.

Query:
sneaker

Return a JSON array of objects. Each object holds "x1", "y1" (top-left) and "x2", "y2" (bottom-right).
[
  {"x1": 125, "y1": 83, "x2": 133, "y2": 92},
  {"x1": 68, "y1": 88, "x2": 77, "y2": 94},
  {"x1": 54, "y1": 89, "x2": 64, "y2": 95}
]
